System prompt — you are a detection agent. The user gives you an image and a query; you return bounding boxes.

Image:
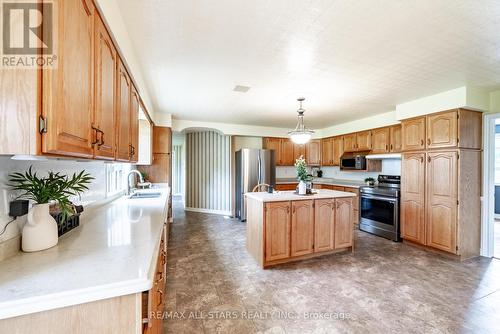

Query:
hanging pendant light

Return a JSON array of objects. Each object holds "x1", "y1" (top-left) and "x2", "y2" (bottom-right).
[{"x1": 288, "y1": 97, "x2": 315, "y2": 144}]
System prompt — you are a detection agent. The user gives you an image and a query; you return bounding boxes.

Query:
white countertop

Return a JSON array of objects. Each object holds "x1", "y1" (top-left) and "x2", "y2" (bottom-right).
[
  {"x1": 245, "y1": 189, "x2": 356, "y2": 202},
  {"x1": 0, "y1": 188, "x2": 169, "y2": 320}
]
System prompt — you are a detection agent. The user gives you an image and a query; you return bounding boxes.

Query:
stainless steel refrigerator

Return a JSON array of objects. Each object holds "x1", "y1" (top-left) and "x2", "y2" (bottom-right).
[{"x1": 235, "y1": 149, "x2": 276, "y2": 221}]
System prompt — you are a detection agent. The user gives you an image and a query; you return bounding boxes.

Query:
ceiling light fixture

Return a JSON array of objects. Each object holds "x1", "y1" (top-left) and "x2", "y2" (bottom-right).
[{"x1": 288, "y1": 97, "x2": 314, "y2": 144}]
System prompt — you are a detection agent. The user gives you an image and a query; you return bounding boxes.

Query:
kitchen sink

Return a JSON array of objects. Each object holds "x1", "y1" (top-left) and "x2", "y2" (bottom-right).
[{"x1": 129, "y1": 192, "x2": 162, "y2": 199}]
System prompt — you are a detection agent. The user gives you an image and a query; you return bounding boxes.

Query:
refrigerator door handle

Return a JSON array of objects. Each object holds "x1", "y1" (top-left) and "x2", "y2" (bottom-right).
[{"x1": 257, "y1": 153, "x2": 262, "y2": 185}]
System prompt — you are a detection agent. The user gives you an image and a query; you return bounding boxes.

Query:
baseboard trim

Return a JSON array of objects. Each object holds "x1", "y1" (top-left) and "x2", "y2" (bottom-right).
[{"x1": 184, "y1": 207, "x2": 231, "y2": 216}]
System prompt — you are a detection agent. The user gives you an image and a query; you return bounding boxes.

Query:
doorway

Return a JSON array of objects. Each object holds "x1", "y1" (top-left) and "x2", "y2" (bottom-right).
[{"x1": 482, "y1": 113, "x2": 500, "y2": 258}]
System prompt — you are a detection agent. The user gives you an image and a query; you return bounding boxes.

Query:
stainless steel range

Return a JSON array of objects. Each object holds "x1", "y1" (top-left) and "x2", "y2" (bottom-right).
[{"x1": 359, "y1": 175, "x2": 401, "y2": 241}]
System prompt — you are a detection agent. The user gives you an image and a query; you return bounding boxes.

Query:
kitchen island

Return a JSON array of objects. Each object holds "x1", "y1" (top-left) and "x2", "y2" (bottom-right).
[{"x1": 245, "y1": 189, "x2": 356, "y2": 268}]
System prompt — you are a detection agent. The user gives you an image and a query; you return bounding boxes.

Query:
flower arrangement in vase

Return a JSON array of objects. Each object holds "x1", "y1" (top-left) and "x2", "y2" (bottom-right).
[{"x1": 294, "y1": 155, "x2": 312, "y2": 195}]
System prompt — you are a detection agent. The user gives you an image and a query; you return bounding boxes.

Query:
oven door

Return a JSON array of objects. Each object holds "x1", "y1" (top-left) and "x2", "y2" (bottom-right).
[{"x1": 360, "y1": 193, "x2": 400, "y2": 241}]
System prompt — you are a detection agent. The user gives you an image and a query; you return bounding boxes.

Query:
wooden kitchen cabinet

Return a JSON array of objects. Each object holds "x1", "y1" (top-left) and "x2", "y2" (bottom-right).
[
  {"x1": 314, "y1": 199, "x2": 335, "y2": 252},
  {"x1": 293, "y1": 143, "x2": 306, "y2": 161},
  {"x1": 371, "y1": 127, "x2": 390, "y2": 154},
  {"x1": 41, "y1": 0, "x2": 95, "y2": 158},
  {"x1": 129, "y1": 86, "x2": 140, "y2": 163},
  {"x1": 333, "y1": 136, "x2": 344, "y2": 166},
  {"x1": 153, "y1": 126, "x2": 172, "y2": 154},
  {"x1": 390, "y1": 125, "x2": 402, "y2": 152},
  {"x1": 356, "y1": 130, "x2": 372, "y2": 151},
  {"x1": 343, "y1": 133, "x2": 357, "y2": 152},
  {"x1": 426, "y1": 151, "x2": 458, "y2": 253},
  {"x1": 290, "y1": 200, "x2": 314, "y2": 257},
  {"x1": 343, "y1": 187, "x2": 359, "y2": 226},
  {"x1": 401, "y1": 117, "x2": 426, "y2": 151},
  {"x1": 281, "y1": 139, "x2": 295, "y2": 165},
  {"x1": 321, "y1": 137, "x2": 334, "y2": 166},
  {"x1": 275, "y1": 183, "x2": 298, "y2": 191},
  {"x1": 401, "y1": 152, "x2": 426, "y2": 244},
  {"x1": 93, "y1": 13, "x2": 117, "y2": 160},
  {"x1": 306, "y1": 139, "x2": 321, "y2": 165},
  {"x1": 116, "y1": 59, "x2": 132, "y2": 161},
  {"x1": 335, "y1": 198, "x2": 353, "y2": 249},
  {"x1": 426, "y1": 111, "x2": 458, "y2": 149},
  {"x1": 263, "y1": 138, "x2": 283, "y2": 165},
  {"x1": 265, "y1": 202, "x2": 291, "y2": 262}
]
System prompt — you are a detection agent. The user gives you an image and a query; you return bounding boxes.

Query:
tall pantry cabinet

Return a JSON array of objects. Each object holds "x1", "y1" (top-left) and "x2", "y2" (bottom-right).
[{"x1": 400, "y1": 109, "x2": 482, "y2": 259}]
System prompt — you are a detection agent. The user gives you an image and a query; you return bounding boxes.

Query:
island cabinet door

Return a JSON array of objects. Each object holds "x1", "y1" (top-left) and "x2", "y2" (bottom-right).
[
  {"x1": 314, "y1": 199, "x2": 335, "y2": 252},
  {"x1": 291, "y1": 200, "x2": 315, "y2": 257},
  {"x1": 265, "y1": 202, "x2": 291, "y2": 262},
  {"x1": 334, "y1": 198, "x2": 353, "y2": 249}
]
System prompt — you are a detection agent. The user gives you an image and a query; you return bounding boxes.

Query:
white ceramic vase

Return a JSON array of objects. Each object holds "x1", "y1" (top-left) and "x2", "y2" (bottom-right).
[
  {"x1": 298, "y1": 181, "x2": 307, "y2": 195},
  {"x1": 22, "y1": 203, "x2": 58, "y2": 252}
]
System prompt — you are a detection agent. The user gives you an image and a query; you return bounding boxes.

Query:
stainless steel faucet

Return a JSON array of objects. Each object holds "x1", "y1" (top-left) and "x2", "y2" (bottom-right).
[{"x1": 127, "y1": 170, "x2": 144, "y2": 195}]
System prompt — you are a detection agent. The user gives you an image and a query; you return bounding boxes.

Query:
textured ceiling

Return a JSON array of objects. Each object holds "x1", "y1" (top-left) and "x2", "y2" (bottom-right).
[{"x1": 118, "y1": 0, "x2": 500, "y2": 128}]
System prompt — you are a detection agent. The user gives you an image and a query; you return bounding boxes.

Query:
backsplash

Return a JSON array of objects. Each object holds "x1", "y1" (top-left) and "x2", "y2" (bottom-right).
[
  {"x1": 276, "y1": 159, "x2": 401, "y2": 180},
  {"x1": 0, "y1": 156, "x2": 132, "y2": 245}
]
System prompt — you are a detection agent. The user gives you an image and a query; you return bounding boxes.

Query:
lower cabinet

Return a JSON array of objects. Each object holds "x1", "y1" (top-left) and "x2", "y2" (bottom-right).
[
  {"x1": 335, "y1": 198, "x2": 353, "y2": 249},
  {"x1": 275, "y1": 183, "x2": 297, "y2": 191},
  {"x1": 290, "y1": 200, "x2": 314, "y2": 257},
  {"x1": 263, "y1": 198, "x2": 353, "y2": 266},
  {"x1": 265, "y1": 202, "x2": 291, "y2": 262},
  {"x1": 314, "y1": 199, "x2": 335, "y2": 252}
]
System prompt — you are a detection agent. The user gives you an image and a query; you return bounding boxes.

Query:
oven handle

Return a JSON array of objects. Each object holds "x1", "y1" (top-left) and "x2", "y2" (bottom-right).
[{"x1": 360, "y1": 194, "x2": 398, "y2": 203}]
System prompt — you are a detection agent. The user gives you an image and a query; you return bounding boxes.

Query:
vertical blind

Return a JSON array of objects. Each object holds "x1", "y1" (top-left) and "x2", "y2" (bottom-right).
[{"x1": 186, "y1": 131, "x2": 231, "y2": 213}]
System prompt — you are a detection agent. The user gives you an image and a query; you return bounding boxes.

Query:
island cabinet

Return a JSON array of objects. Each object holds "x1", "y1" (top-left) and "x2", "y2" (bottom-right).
[{"x1": 246, "y1": 191, "x2": 355, "y2": 268}]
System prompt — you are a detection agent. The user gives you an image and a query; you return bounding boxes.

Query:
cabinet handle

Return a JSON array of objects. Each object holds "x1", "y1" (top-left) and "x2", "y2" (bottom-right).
[
  {"x1": 157, "y1": 289, "x2": 163, "y2": 308},
  {"x1": 427, "y1": 138, "x2": 431, "y2": 145},
  {"x1": 420, "y1": 156, "x2": 424, "y2": 163},
  {"x1": 385, "y1": 144, "x2": 388, "y2": 150},
  {"x1": 287, "y1": 207, "x2": 290, "y2": 214},
  {"x1": 428, "y1": 156, "x2": 431, "y2": 163},
  {"x1": 390, "y1": 144, "x2": 393, "y2": 150},
  {"x1": 420, "y1": 139, "x2": 424, "y2": 146},
  {"x1": 91, "y1": 126, "x2": 100, "y2": 146}
]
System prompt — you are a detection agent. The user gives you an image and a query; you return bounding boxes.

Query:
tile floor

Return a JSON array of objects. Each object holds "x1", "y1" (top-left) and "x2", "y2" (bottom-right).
[{"x1": 164, "y1": 200, "x2": 500, "y2": 333}]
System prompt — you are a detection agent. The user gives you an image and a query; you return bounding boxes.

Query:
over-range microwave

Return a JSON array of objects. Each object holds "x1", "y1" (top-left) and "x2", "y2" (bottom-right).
[{"x1": 340, "y1": 154, "x2": 367, "y2": 170}]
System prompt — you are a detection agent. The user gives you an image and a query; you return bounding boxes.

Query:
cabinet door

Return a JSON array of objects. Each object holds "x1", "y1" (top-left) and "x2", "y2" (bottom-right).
[
  {"x1": 426, "y1": 111, "x2": 458, "y2": 149},
  {"x1": 356, "y1": 131, "x2": 372, "y2": 151},
  {"x1": 265, "y1": 202, "x2": 291, "y2": 262},
  {"x1": 332, "y1": 136, "x2": 344, "y2": 166},
  {"x1": 371, "y1": 128, "x2": 390, "y2": 154},
  {"x1": 42, "y1": 0, "x2": 95, "y2": 158},
  {"x1": 306, "y1": 139, "x2": 321, "y2": 165},
  {"x1": 343, "y1": 134, "x2": 356, "y2": 152},
  {"x1": 390, "y1": 125, "x2": 402, "y2": 152},
  {"x1": 343, "y1": 187, "x2": 359, "y2": 226},
  {"x1": 321, "y1": 138, "x2": 334, "y2": 166},
  {"x1": 314, "y1": 199, "x2": 335, "y2": 252},
  {"x1": 116, "y1": 60, "x2": 131, "y2": 161},
  {"x1": 290, "y1": 200, "x2": 314, "y2": 257},
  {"x1": 153, "y1": 126, "x2": 172, "y2": 154},
  {"x1": 426, "y1": 151, "x2": 458, "y2": 253},
  {"x1": 401, "y1": 153, "x2": 426, "y2": 244},
  {"x1": 401, "y1": 117, "x2": 425, "y2": 151},
  {"x1": 293, "y1": 143, "x2": 306, "y2": 161},
  {"x1": 264, "y1": 138, "x2": 282, "y2": 165},
  {"x1": 274, "y1": 183, "x2": 297, "y2": 191},
  {"x1": 130, "y1": 86, "x2": 140, "y2": 163},
  {"x1": 335, "y1": 198, "x2": 353, "y2": 248},
  {"x1": 281, "y1": 139, "x2": 295, "y2": 166},
  {"x1": 94, "y1": 14, "x2": 116, "y2": 160}
]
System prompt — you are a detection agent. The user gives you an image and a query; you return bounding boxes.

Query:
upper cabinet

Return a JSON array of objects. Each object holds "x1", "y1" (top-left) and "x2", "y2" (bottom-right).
[
  {"x1": 332, "y1": 136, "x2": 344, "y2": 166},
  {"x1": 93, "y1": 13, "x2": 116, "y2": 160},
  {"x1": 401, "y1": 117, "x2": 426, "y2": 151},
  {"x1": 402, "y1": 109, "x2": 482, "y2": 152},
  {"x1": 281, "y1": 139, "x2": 295, "y2": 166},
  {"x1": 129, "y1": 86, "x2": 140, "y2": 162},
  {"x1": 306, "y1": 140, "x2": 321, "y2": 165},
  {"x1": 356, "y1": 130, "x2": 372, "y2": 151},
  {"x1": 263, "y1": 138, "x2": 282, "y2": 165},
  {"x1": 371, "y1": 127, "x2": 390, "y2": 154},
  {"x1": 2, "y1": 0, "x2": 148, "y2": 161},
  {"x1": 321, "y1": 138, "x2": 334, "y2": 166},
  {"x1": 41, "y1": 0, "x2": 95, "y2": 158},
  {"x1": 343, "y1": 133, "x2": 356, "y2": 152},
  {"x1": 116, "y1": 60, "x2": 132, "y2": 162},
  {"x1": 390, "y1": 125, "x2": 402, "y2": 152},
  {"x1": 153, "y1": 127, "x2": 172, "y2": 154}
]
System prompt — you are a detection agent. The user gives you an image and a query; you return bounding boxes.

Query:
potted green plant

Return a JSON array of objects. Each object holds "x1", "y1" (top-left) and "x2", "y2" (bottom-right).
[
  {"x1": 364, "y1": 177, "x2": 376, "y2": 186},
  {"x1": 8, "y1": 167, "x2": 93, "y2": 252},
  {"x1": 295, "y1": 155, "x2": 312, "y2": 195}
]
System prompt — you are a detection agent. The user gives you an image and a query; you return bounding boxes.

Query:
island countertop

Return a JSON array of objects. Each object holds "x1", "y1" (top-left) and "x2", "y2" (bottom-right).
[
  {"x1": 0, "y1": 187, "x2": 169, "y2": 320},
  {"x1": 245, "y1": 189, "x2": 356, "y2": 202}
]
